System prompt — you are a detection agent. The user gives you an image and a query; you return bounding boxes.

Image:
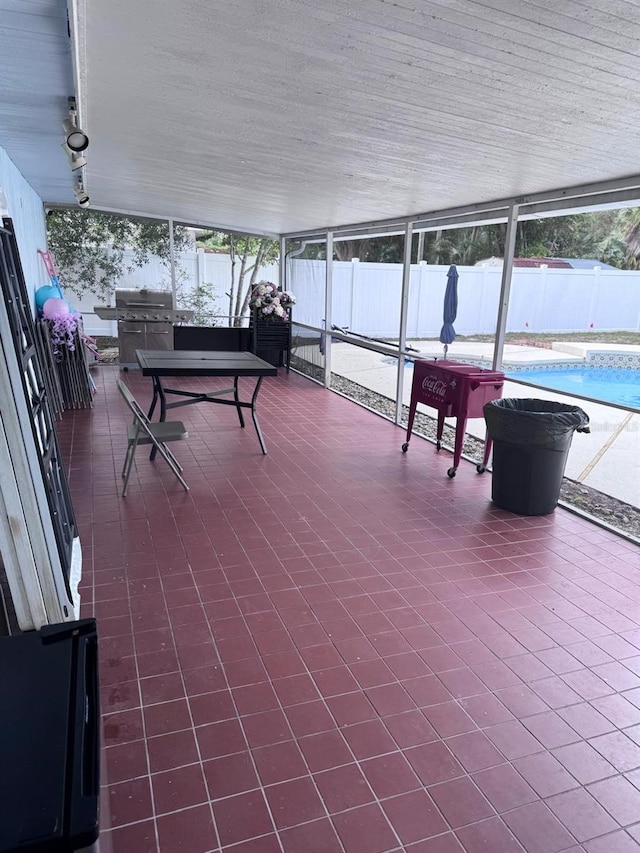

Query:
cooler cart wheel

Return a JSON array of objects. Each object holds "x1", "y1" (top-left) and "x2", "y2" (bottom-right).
[
  {"x1": 402, "y1": 442, "x2": 409, "y2": 453},
  {"x1": 476, "y1": 464, "x2": 486, "y2": 474},
  {"x1": 447, "y1": 467, "x2": 457, "y2": 478},
  {"x1": 436, "y1": 441, "x2": 441, "y2": 451}
]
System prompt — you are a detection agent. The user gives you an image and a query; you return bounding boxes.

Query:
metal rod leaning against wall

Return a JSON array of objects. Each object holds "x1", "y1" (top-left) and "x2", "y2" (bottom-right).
[
  {"x1": 395, "y1": 222, "x2": 413, "y2": 424},
  {"x1": 324, "y1": 232, "x2": 333, "y2": 389},
  {"x1": 492, "y1": 202, "x2": 520, "y2": 371},
  {"x1": 279, "y1": 236, "x2": 286, "y2": 291},
  {"x1": 169, "y1": 218, "x2": 177, "y2": 308}
]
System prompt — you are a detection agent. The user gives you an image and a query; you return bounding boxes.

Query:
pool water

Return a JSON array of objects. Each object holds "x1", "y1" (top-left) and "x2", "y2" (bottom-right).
[{"x1": 510, "y1": 367, "x2": 640, "y2": 409}]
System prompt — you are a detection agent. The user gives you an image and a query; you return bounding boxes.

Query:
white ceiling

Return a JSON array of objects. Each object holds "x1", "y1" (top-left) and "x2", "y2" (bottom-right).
[{"x1": 2, "y1": 1, "x2": 640, "y2": 235}]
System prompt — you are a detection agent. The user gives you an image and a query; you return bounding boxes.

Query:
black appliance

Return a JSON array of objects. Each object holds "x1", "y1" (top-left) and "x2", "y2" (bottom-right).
[{"x1": 0, "y1": 619, "x2": 100, "y2": 852}]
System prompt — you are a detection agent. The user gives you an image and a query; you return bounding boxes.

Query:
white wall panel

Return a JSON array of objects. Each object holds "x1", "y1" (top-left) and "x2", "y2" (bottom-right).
[{"x1": 0, "y1": 147, "x2": 49, "y2": 308}]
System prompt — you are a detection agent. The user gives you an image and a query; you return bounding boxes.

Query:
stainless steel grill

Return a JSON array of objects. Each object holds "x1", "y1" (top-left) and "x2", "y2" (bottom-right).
[{"x1": 94, "y1": 290, "x2": 193, "y2": 368}]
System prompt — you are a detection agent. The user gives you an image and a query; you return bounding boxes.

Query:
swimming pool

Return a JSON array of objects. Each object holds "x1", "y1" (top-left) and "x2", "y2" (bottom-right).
[{"x1": 509, "y1": 367, "x2": 640, "y2": 409}]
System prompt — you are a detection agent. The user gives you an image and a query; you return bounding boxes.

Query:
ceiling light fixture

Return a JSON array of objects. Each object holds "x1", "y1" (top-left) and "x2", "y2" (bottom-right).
[
  {"x1": 62, "y1": 143, "x2": 87, "y2": 170},
  {"x1": 73, "y1": 181, "x2": 90, "y2": 208},
  {"x1": 63, "y1": 96, "x2": 89, "y2": 153}
]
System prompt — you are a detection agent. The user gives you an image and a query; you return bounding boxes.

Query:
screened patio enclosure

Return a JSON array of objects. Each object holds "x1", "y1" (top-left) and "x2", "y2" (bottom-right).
[
  {"x1": 1, "y1": 0, "x2": 639, "y2": 618},
  {"x1": 1, "y1": 0, "x2": 640, "y2": 622},
  {"x1": 280, "y1": 216, "x2": 640, "y2": 517},
  {"x1": 3, "y1": 3, "x2": 640, "y2": 852}
]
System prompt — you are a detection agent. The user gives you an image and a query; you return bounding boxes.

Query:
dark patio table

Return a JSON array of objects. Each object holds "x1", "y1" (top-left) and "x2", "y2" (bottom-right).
[{"x1": 136, "y1": 349, "x2": 277, "y2": 455}]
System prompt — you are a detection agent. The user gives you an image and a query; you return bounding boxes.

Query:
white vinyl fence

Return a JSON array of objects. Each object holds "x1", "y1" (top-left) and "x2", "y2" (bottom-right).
[
  {"x1": 290, "y1": 260, "x2": 640, "y2": 338},
  {"x1": 77, "y1": 252, "x2": 640, "y2": 339},
  {"x1": 76, "y1": 251, "x2": 279, "y2": 336}
]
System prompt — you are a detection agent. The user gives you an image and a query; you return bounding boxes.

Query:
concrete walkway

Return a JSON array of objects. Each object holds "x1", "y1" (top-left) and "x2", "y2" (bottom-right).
[{"x1": 331, "y1": 341, "x2": 640, "y2": 509}]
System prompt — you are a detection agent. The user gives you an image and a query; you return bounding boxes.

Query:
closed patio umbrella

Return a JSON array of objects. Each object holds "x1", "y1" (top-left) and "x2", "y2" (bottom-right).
[{"x1": 439, "y1": 264, "x2": 458, "y2": 357}]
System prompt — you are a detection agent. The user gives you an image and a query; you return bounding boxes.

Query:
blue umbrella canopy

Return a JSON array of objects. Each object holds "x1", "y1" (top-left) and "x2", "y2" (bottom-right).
[{"x1": 439, "y1": 264, "x2": 459, "y2": 355}]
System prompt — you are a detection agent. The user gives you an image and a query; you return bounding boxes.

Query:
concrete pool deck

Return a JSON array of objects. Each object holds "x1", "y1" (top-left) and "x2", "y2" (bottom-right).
[
  {"x1": 330, "y1": 341, "x2": 640, "y2": 510},
  {"x1": 552, "y1": 341, "x2": 640, "y2": 360}
]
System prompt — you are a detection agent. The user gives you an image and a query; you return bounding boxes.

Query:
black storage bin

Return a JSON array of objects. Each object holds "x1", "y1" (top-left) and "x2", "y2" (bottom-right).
[
  {"x1": 250, "y1": 310, "x2": 291, "y2": 369},
  {"x1": 483, "y1": 398, "x2": 589, "y2": 515},
  {"x1": 0, "y1": 619, "x2": 99, "y2": 853}
]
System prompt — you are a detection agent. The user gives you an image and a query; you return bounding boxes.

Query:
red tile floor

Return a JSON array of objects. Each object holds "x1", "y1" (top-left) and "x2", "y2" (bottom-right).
[{"x1": 58, "y1": 365, "x2": 640, "y2": 853}]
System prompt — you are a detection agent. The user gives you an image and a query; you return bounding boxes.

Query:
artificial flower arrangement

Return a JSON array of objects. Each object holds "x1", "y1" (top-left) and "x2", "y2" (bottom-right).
[
  {"x1": 48, "y1": 311, "x2": 82, "y2": 355},
  {"x1": 37, "y1": 293, "x2": 82, "y2": 356},
  {"x1": 249, "y1": 281, "x2": 296, "y2": 322}
]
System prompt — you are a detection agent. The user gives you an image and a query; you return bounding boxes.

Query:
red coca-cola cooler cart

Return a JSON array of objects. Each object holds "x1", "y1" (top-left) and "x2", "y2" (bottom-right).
[{"x1": 402, "y1": 359, "x2": 505, "y2": 477}]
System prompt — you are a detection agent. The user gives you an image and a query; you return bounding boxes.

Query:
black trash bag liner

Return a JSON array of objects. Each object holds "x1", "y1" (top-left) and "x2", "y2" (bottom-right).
[{"x1": 484, "y1": 398, "x2": 590, "y2": 450}]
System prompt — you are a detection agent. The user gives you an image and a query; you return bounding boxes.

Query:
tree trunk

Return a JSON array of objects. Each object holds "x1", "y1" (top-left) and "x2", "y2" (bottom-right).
[
  {"x1": 233, "y1": 237, "x2": 250, "y2": 327},
  {"x1": 228, "y1": 236, "x2": 236, "y2": 325},
  {"x1": 334, "y1": 239, "x2": 370, "y2": 261},
  {"x1": 239, "y1": 240, "x2": 270, "y2": 320},
  {"x1": 434, "y1": 229, "x2": 442, "y2": 264}
]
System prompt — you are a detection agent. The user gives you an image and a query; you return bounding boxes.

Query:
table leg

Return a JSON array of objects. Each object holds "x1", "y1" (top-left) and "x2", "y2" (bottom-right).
[
  {"x1": 145, "y1": 371, "x2": 269, "y2": 457},
  {"x1": 149, "y1": 377, "x2": 167, "y2": 461},
  {"x1": 250, "y1": 377, "x2": 267, "y2": 454},
  {"x1": 147, "y1": 377, "x2": 160, "y2": 421},
  {"x1": 234, "y1": 376, "x2": 245, "y2": 428}
]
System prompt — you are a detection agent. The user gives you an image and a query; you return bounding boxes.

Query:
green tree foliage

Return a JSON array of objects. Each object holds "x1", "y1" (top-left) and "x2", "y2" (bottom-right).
[
  {"x1": 176, "y1": 279, "x2": 220, "y2": 326},
  {"x1": 620, "y1": 208, "x2": 640, "y2": 269},
  {"x1": 196, "y1": 231, "x2": 279, "y2": 327},
  {"x1": 420, "y1": 225, "x2": 506, "y2": 266},
  {"x1": 293, "y1": 208, "x2": 640, "y2": 269},
  {"x1": 46, "y1": 210, "x2": 191, "y2": 301},
  {"x1": 332, "y1": 237, "x2": 404, "y2": 263},
  {"x1": 296, "y1": 236, "x2": 405, "y2": 263}
]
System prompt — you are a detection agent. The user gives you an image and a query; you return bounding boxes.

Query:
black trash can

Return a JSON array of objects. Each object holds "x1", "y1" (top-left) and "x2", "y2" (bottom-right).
[{"x1": 483, "y1": 398, "x2": 590, "y2": 515}]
